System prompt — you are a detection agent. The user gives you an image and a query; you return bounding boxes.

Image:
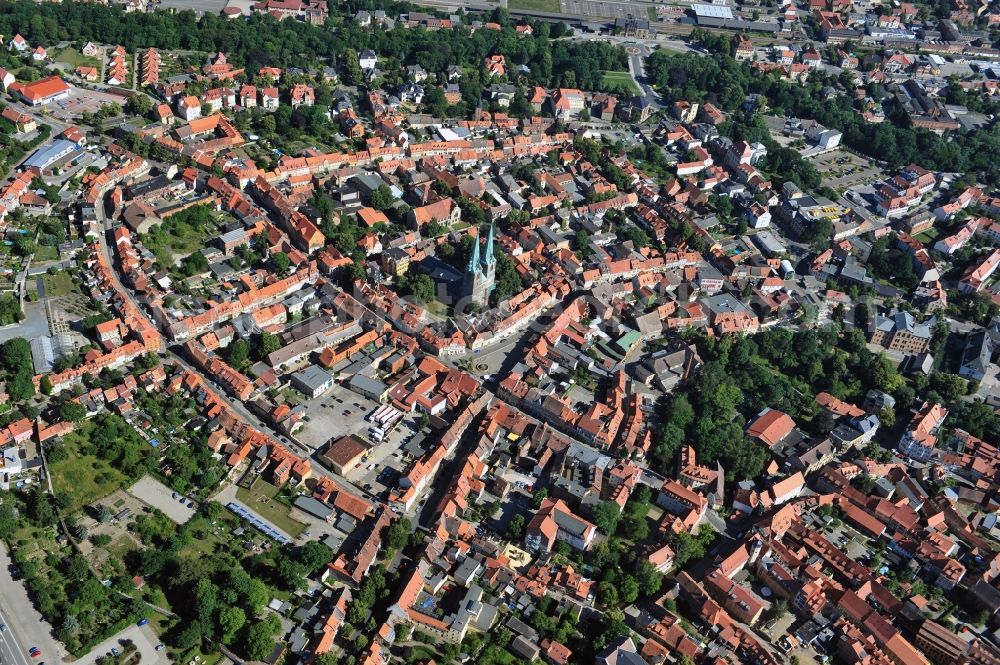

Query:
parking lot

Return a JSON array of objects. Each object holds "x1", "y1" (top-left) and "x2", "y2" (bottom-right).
[
  {"x1": 48, "y1": 87, "x2": 126, "y2": 123},
  {"x1": 129, "y1": 475, "x2": 196, "y2": 524},
  {"x1": 294, "y1": 382, "x2": 381, "y2": 449},
  {"x1": 73, "y1": 623, "x2": 167, "y2": 665},
  {"x1": 810, "y1": 150, "x2": 882, "y2": 191}
]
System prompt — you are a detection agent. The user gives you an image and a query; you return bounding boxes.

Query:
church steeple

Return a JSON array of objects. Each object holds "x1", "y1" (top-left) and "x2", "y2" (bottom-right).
[
  {"x1": 466, "y1": 230, "x2": 481, "y2": 272},
  {"x1": 483, "y1": 223, "x2": 496, "y2": 266},
  {"x1": 462, "y1": 224, "x2": 497, "y2": 309}
]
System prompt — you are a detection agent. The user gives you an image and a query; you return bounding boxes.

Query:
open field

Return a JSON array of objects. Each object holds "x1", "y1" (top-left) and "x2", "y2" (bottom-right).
[
  {"x1": 601, "y1": 70, "x2": 638, "y2": 94},
  {"x1": 235, "y1": 478, "x2": 307, "y2": 538}
]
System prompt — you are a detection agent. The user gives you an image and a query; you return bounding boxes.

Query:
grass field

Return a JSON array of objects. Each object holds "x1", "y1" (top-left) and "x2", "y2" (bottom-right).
[
  {"x1": 50, "y1": 47, "x2": 99, "y2": 70},
  {"x1": 601, "y1": 70, "x2": 638, "y2": 95},
  {"x1": 50, "y1": 436, "x2": 128, "y2": 511},
  {"x1": 508, "y1": 0, "x2": 560, "y2": 11},
  {"x1": 235, "y1": 479, "x2": 307, "y2": 538},
  {"x1": 39, "y1": 270, "x2": 76, "y2": 296}
]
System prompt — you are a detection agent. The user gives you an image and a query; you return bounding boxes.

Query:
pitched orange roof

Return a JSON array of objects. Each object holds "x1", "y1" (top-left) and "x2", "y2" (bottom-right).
[{"x1": 747, "y1": 409, "x2": 796, "y2": 447}]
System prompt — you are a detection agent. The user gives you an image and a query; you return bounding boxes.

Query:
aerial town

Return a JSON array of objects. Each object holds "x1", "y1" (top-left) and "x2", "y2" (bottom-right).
[{"x1": 1, "y1": 0, "x2": 1000, "y2": 663}]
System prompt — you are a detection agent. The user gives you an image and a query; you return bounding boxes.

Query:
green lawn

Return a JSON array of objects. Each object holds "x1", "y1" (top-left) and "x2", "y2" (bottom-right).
[
  {"x1": 33, "y1": 245, "x2": 59, "y2": 262},
  {"x1": 235, "y1": 479, "x2": 307, "y2": 538},
  {"x1": 39, "y1": 270, "x2": 77, "y2": 297},
  {"x1": 50, "y1": 47, "x2": 100, "y2": 70},
  {"x1": 914, "y1": 228, "x2": 941, "y2": 244},
  {"x1": 50, "y1": 435, "x2": 129, "y2": 511},
  {"x1": 601, "y1": 70, "x2": 638, "y2": 95},
  {"x1": 508, "y1": 0, "x2": 560, "y2": 11}
]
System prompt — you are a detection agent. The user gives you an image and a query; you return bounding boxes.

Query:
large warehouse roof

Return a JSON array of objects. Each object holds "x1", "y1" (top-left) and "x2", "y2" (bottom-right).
[{"x1": 692, "y1": 4, "x2": 734, "y2": 19}]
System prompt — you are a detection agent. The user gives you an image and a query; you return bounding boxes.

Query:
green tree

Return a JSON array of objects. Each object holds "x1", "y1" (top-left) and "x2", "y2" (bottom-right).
[
  {"x1": 59, "y1": 401, "x2": 87, "y2": 423},
  {"x1": 8, "y1": 370, "x2": 35, "y2": 402},
  {"x1": 1, "y1": 338, "x2": 32, "y2": 373},
  {"x1": 227, "y1": 339, "x2": 251, "y2": 369},
  {"x1": 507, "y1": 514, "x2": 526, "y2": 540},
  {"x1": 0, "y1": 502, "x2": 18, "y2": 539},
  {"x1": 598, "y1": 580, "x2": 619, "y2": 606},
  {"x1": 342, "y1": 48, "x2": 363, "y2": 86},
  {"x1": 399, "y1": 273, "x2": 435, "y2": 302},
  {"x1": 0, "y1": 295, "x2": 23, "y2": 326},
  {"x1": 619, "y1": 575, "x2": 640, "y2": 604},
  {"x1": 369, "y1": 185, "x2": 395, "y2": 211},
  {"x1": 591, "y1": 501, "x2": 621, "y2": 534},
  {"x1": 245, "y1": 579, "x2": 269, "y2": 616},
  {"x1": 244, "y1": 614, "x2": 281, "y2": 660},
  {"x1": 298, "y1": 540, "x2": 333, "y2": 572},
  {"x1": 271, "y1": 251, "x2": 290, "y2": 275},
  {"x1": 256, "y1": 332, "x2": 281, "y2": 359},
  {"x1": 385, "y1": 519, "x2": 410, "y2": 552},
  {"x1": 125, "y1": 94, "x2": 153, "y2": 117},
  {"x1": 218, "y1": 606, "x2": 246, "y2": 644}
]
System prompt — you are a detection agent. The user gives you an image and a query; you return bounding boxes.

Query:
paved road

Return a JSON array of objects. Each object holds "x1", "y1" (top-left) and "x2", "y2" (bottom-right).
[
  {"x1": 0, "y1": 624, "x2": 31, "y2": 665},
  {"x1": 0, "y1": 544, "x2": 67, "y2": 665}
]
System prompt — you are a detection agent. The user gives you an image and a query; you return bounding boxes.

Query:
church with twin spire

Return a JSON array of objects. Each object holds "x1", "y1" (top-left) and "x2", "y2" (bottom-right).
[{"x1": 462, "y1": 224, "x2": 496, "y2": 308}]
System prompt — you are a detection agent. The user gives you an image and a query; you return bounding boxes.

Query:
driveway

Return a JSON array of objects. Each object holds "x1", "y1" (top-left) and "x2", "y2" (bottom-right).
[
  {"x1": 0, "y1": 544, "x2": 67, "y2": 664},
  {"x1": 73, "y1": 624, "x2": 166, "y2": 665}
]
